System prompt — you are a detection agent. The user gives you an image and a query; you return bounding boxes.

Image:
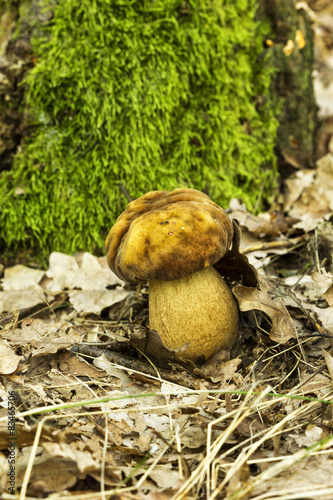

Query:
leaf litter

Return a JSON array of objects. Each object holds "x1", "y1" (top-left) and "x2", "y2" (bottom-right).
[{"x1": 0, "y1": 157, "x2": 333, "y2": 498}]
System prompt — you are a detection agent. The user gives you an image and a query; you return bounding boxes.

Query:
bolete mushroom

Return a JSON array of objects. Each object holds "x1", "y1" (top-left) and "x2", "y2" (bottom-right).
[{"x1": 105, "y1": 188, "x2": 239, "y2": 362}]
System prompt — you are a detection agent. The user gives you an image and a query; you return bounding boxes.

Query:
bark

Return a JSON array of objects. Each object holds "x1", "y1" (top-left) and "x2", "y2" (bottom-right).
[
  {"x1": 0, "y1": 1, "x2": 50, "y2": 171},
  {"x1": 0, "y1": 4, "x2": 30, "y2": 170},
  {"x1": 260, "y1": 0, "x2": 319, "y2": 170}
]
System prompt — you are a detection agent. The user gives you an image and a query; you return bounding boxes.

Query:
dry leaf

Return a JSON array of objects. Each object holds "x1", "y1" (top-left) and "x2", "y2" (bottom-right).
[
  {"x1": 283, "y1": 169, "x2": 316, "y2": 213},
  {"x1": 233, "y1": 275, "x2": 297, "y2": 343},
  {"x1": 45, "y1": 251, "x2": 124, "y2": 292},
  {"x1": 226, "y1": 463, "x2": 251, "y2": 500},
  {"x1": 147, "y1": 465, "x2": 182, "y2": 489},
  {"x1": 42, "y1": 442, "x2": 98, "y2": 474},
  {"x1": 57, "y1": 350, "x2": 107, "y2": 378},
  {"x1": 290, "y1": 424, "x2": 325, "y2": 448},
  {"x1": 17, "y1": 456, "x2": 79, "y2": 493},
  {"x1": 233, "y1": 211, "x2": 289, "y2": 238},
  {"x1": 299, "y1": 369, "x2": 331, "y2": 396},
  {"x1": 295, "y1": 29, "x2": 306, "y2": 49},
  {"x1": 283, "y1": 39, "x2": 295, "y2": 55},
  {"x1": 68, "y1": 288, "x2": 131, "y2": 314},
  {"x1": 1, "y1": 265, "x2": 45, "y2": 290},
  {"x1": 1, "y1": 319, "x2": 80, "y2": 358},
  {"x1": 0, "y1": 252, "x2": 130, "y2": 314},
  {"x1": 324, "y1": 285, "x2": 333, "y2": 306},
  {"x1": 312, "y1": 270, "x2": 333, "y2": 295},
  {"x1": 252, "y1": 455, "x2": 333, "y2": 500},
  {"x1": 323, "y1": 349, "x2": 333, "y2": 381},
  {"x1": 214, "y1": 219, "x2": 258, "y2": 287},
  {"x1": 283, "y1": 154, "x2": 333, "y2": 219},
  {"x1": 200, "y1": 355, "x2": 242, "y2": 384},
  {"x1": 0, "y1": 264, "x2": 48, "y2": 312},
  {"x1": 0, "y1": 340, "x2": 23, "y2": 374},
  {"x1": 312, "y1": 304, "x2": 333, "y2": 334},
  {"x1": 0, "y1": 288, "x2": 46, "y2": 313}
]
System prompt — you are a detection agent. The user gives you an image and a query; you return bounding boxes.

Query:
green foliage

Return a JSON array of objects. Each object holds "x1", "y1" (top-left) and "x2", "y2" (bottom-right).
[{"x1": 0, "y1": 0, "x2": 279, "y2": 262}]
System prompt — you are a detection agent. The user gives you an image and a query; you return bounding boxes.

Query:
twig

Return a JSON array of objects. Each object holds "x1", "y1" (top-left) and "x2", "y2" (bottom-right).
[
  {"x1": 119, "y1": 183, "x2": 133, "y2": 202},
  {"x1": 242, "y1": 236, "x2": 304, "y2": 255},
  {"x1": 71, "y1": 344, "x2": 204, "y2": 389},
  {"x1": 314, "y1": 228, "x2": 321, "y2": 273}
]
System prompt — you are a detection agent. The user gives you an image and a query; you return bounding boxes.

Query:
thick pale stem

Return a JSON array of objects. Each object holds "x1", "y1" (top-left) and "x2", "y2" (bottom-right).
[{"x1": 149, "y1": 266, "x2": 239, "y2": 362}]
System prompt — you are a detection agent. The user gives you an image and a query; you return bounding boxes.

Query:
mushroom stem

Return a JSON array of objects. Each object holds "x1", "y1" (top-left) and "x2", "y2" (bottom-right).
[{"x1": 149, "y1": 266, "x2": 239, "y2": 362}]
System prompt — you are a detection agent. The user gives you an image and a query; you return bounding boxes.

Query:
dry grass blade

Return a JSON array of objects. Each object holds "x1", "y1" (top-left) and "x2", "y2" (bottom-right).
[
  {"x1": 171, "y1": 385, "x2": 273, "y2": 499},
  {"x1": 250, "y1": 485, "x2": 333, "y2": 500},
  {"x1": 235, "y1": 435, "x2": 333, "y2": 500},
  {"x1": 210, "y1": 401, "x2": 319, "y2": 498}
]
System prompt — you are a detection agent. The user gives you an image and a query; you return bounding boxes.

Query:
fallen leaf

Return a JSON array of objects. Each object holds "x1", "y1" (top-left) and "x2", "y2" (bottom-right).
[
  {"x1": 295, "y1": 29, "x2": 306, "y2": 49},
  {"x1": 312, "y1": 304, "x2": 333, "y2": 334},
  {"x1": 57, "y1": 350, "x2": 107, "y2": 378},
  {"x1": 17, "y1": 456, "x2": 79, "y2": 493},
  {"x1": 252, "y1": 455, "x2": 333, "y2": 499},
  {"x1": 283, "y1": 39, "x2": 294, "y2": 55},
  {"x1": 214, "y1": 220, "x2": 258, "y2": 287},
  {"x1": 323, "y1": 349, "x2": 333, "y2": 381},
  {"x1": 324, "y1": 285, "x2": 333, "y2": 306},
  {"x1": 233, "y1": 275, "x2": 297, "y2": 343},
  {"x1": 0, "y1": 425, "x2": 57, "y2": 450},
  {"x1": 312, "y1": 270, "x2": 333, "y2": 294},
  {"x1": 289, "y1": 424, "x2": 325, "y2": 448},
  {"x1": 283, "y1": 169, "x2": 316, "y2": 213},
  {"x1": 200, "y1": 355, "x2": 242, "y2": 384},
  {"x1": 45, "y1": 251, "x2": 124, "y2": 292},
  {"x1": 1, "y1": 265, "x2": 45, "y2": 290},
  {"x1": 0, "y1": 288, "x2": 46, "y2": 313},
  {"x1": 298, "y1": 369, "x2": 331, "y2": 396},
  {"x1": 0, "y1": 252, "x2": 130, "y2": 315},
  {"x1": 283, "y1": 153, "x2": 333, "y2": 219},
  {"x1": 226, "y1": 463, "x2": 251, "y2": 500},
  {"x1": 1, "y1": 319, "x2": 80, "y2": 358},
  {"x1": 147, "y1": 465, "x2": 182, "y2": 489},
  {"x1": 232, "y1": 210, "x2": 290, "y2": 238},
  {"x1": 42, "y1": 442, "x2": 98, "y2": 474},
  {"x1": 0, "y1": 340, "x2": 23, "y2": 374},
  {"x1": 68, "y1": 288, "x2": 131, "y2": 314}
]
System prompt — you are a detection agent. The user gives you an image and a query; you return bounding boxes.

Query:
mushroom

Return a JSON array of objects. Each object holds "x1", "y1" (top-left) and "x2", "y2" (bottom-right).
[{"x1": 105, "y1": 188, "x2": 239, "y2": 362}]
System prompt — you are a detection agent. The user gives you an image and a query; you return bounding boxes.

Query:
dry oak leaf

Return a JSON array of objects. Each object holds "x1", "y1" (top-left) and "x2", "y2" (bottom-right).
[
  {"x1": 233, "y1": 275, "x2": 297, "y2": 343},
  {"x1": 0, "y1": 339, "x2": 23, "y2": 374},
  {"x1": 324, "y1": 284, "x2": 333, "y2": 307},
  {"x1": 1, "y1": 318, "x2": 80, "y2": 358},
  {"x1": 200, "y1": 355, "x2": 242, "y2": 384},
  {"x1": 323, "y1": 349, "x2": 333, "y2": 381},
  {"x1": 283, "y1": 153, "x2": 333, "y2": 219}
]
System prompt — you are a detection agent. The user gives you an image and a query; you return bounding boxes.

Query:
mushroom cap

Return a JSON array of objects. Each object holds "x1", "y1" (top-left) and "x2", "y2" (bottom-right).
[{"x1": 105, "y1": 188, "x2": 233, "y2": 283}]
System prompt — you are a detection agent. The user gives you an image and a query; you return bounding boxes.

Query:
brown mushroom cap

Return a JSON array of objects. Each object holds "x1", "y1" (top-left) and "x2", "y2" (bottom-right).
[{"x1": 106, "y1": 188, "x2": 233, "y2": 283}]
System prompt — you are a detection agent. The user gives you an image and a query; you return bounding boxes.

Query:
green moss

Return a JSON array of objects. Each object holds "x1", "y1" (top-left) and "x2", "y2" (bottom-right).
[{"x1": 0, "y1": 0, "x2": 279, "y2": 263}]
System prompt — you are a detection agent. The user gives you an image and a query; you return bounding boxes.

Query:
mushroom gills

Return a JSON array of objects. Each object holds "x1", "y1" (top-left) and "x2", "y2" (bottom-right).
[{"x1": 149, "y1": 266, "x2": 239, "y2": 362}]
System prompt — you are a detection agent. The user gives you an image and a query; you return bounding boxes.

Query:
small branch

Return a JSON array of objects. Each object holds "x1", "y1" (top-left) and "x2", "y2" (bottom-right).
[
  {"x1": 242, "y1": 236, "x2": 304, "y2": 255},
  {"x1": 71, "y1": 345, "x2": 205, "y2": 390},
  {"x1": 119, "y1": 183, "x2": 133, "y2": 202}
]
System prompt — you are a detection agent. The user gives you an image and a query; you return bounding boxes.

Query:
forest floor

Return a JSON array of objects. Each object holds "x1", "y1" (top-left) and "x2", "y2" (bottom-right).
[
  {"x1": 1, "y1": 1, "x2": 333, "y2": 499},
  {"x1": 0, "y1": 151, "x2": 332, "y2": 499}
]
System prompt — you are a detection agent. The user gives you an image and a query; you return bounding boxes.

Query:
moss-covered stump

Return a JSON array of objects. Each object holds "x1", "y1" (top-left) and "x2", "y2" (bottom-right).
[{"x1": 0, "y1": 1, "x2": 280, "y2": 262}]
